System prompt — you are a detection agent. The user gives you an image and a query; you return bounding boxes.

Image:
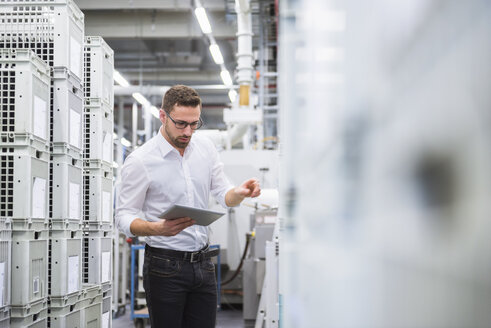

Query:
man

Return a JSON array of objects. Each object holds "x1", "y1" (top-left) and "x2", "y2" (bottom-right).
[{"x1": 115, "y1": 85, "x2": 260, "y2": 328}]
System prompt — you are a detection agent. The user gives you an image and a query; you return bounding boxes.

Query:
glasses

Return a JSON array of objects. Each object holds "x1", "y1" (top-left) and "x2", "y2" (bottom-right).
[{"x1": 166, "y1": 112, "x2": 203, "y2": 130}]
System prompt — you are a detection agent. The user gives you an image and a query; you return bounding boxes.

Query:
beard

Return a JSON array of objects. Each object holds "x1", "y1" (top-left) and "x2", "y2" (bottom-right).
[{"x1": 164, "y1": 124, "x2": 191, "y2": 149}]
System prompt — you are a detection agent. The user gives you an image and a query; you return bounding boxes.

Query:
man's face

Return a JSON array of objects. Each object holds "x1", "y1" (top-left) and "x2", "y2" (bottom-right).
[{"x1": 160, "y1": 104, "x2": 201, "y2": 151}]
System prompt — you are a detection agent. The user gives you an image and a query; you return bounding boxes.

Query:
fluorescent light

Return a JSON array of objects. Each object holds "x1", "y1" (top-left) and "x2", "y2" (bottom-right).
[
  {"x1": 132, "y1": 92, "x2": 150, "y2": 107},
  {"x1": 209, "y1": 44, "x2": 224, "y2": 65},
  {"x1": 112, "y1": 161, "x2": 119, "y2": 168},
  {"x1": 120, "y1": 137, "x2": 131, "y2": 147},
  {"x1": 149, "y1": 106, "x2": 160, "y2": 119},
  {"x1": 113, "y1": 70, "x2": 130, "y2": 87},
  {"x1": 194, "y1": 7, "x2": 212, "y2": 34},
  {"x1": 220, "y1": 70, "x2": 233, "y2": 86},
  {"x1": 228, "y1": 89, "x2": 237, "y2": 103}
]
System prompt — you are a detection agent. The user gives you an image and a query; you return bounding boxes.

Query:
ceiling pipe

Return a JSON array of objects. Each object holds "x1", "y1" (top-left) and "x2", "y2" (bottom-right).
[
  {"x1": 115, "y1": 0, "x2": 254, "y2": 150},
  {"x1": 235, "y1": 0, "x2": 254, "y2": 107},
  {"x1": 198, "y1": 0, "x2": 253, "y2": 150},
  {"x1": 114, "y1": 85, "x2": 237, "y2": 96},
  {"x1": 195, "y1": 124, "x2": 249, "y2": 150}
]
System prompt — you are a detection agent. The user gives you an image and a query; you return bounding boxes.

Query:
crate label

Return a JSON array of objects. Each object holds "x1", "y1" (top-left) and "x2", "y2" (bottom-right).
[
  {"x1": 102, "y1": 251, "x2": 111, "y2": 282},
  {"x1": 68, "y1": 255, "x2": 79, "y2": 294},
  {"x1": 69, "y1": 182, "x2": 81, "y2": 219},
  {"x1": 33, "y1": 276, "x2": 40, "y2": 294},
  {"x1": 32, "y1": 177, "x2": 47, "y2": 218},
  {"x1": 70, "y1": 109, "x2": 81, "y2": 148},
  {"x1": 0, "y1": 262, "x2": 4, "y2": 306},
  {"x1": 70, "y1": 36, "x2": 82, "y2": 78},
  {"x1": 102, "y1": 311, "x2": 109, "y2": 328},
  {"x1": 102, "y1": 131, "x2": 112, "y2": 163},
  {"x1": 33, "y1": 95, "x2": 47, "y2": 139},
  {"x1": 103, "y1": 191, "x2": 111, "y2": 222}
]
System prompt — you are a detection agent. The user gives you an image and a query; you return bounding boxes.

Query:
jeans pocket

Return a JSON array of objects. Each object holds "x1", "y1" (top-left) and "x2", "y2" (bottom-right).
[
  {"x1": 149, "y1": 255, "x2": 182, "y2": 277},
  {"x1": 201, "y1": 258, "x2": 215, "y2": 272}
]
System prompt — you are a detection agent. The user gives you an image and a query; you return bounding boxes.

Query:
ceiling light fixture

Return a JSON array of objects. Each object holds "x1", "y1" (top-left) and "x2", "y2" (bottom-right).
[
  {"x1": 194, "y1": 7, "x2": 212, "y2": 34},
  {"x1": 149, "y1": 106, "x2": 160, "y2": 119},
  {"x1": 113, "y1": 70, "x2": 130, "y2": 87},
  {"x1": 132, "y1": 92, "x2": 151, "y2": 107},
  {"x1": 220, "y1": 70, "x2": 233, "y2": 87},
  {"x1": 194, "y1": 0, "x2": 235, "y2": 97},
  {"x1": 228, "y1": 89, "x2": 237, "y2": 103},
  {"x1": 209, "y1": 44, "x2": 224, "y2": 65}
]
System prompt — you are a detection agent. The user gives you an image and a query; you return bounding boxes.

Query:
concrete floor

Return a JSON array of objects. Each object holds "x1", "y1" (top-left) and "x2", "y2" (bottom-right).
[{"x1": 112, "y1": 305, "x2": 245, "y2": 328}]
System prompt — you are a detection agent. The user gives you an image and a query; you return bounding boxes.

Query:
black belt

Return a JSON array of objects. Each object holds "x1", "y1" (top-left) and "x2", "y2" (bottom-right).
[{"x1": 145, "y1": 244, "x2": 219, "y2": 263}]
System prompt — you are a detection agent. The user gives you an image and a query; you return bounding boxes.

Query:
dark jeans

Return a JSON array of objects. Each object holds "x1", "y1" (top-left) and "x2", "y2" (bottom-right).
[{"x1": 143, "y1": 246, "x2": 218, "y2": 328}]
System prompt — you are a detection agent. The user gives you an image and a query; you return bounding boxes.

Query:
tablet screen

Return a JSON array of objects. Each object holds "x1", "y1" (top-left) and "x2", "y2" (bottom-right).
[{"x1": 159, "y1": 204, "x2": 225, "y2": 226}]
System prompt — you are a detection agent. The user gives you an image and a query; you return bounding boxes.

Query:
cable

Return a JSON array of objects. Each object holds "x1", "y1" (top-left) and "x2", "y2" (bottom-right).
[{"x1": 221, "y1": 232, "x2": 252, "y2": 286}]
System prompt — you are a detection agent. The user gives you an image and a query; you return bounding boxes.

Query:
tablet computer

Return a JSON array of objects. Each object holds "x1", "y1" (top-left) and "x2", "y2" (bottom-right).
[{"x1": 159, "y1": 204, "x2": 225, "y2": 226}]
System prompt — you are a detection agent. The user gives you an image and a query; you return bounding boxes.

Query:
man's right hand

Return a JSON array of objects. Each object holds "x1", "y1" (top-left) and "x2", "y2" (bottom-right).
[
  {"x1": 153, "y1": 217, "x2": 195, "y2": 236},
  {"x1": 130, "y1": 217, "x2": 195, "y2": 237}
]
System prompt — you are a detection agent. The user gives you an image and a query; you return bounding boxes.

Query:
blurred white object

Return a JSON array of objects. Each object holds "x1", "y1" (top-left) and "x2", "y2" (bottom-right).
[{"x1": 280, "y1": 0, "x2": 491, "y2": 327}]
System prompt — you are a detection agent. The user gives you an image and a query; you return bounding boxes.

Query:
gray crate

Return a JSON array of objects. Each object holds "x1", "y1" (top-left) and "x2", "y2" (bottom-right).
[
  {"x1": 80, "y1": 284, "x2": 102, "y2": 308},
  {"x1": 13, "y1": 319, "x2": 47, "y2": 328},
  {"x1": 79, "y1": 284, "x2": 102, "y2": 327},
  {"x1": 12, "y1": 319, "x2": 47, "y2": 328},
  {"x1": 49, "y1": 220, "x2": 82, "y2": 239},
  {"x1": 10, "y1": 298, "x2": 47, "y2": 319},
  {"x1": 11, "y1": 239, "x2": 48, "y2": 306},
  {"x1": 84, "y1": 222, "x2": 113, "y2": 235},
  {"x1": 10, "y1": 299, "x2": 47, "y2": 328},
  {"x1": 0, "y1": 0, "x2": 85, "y2": 80},
  {"x1": 82, "y1": 229, "x2": 112, "y2": 240},
  {"x1": 83, "y1": 99, "x2": 113, "y2": 165},
  {"x1": 50, "y1": 238, "x2": 82, "y2": 298},
  {"x1": 102, "y1": 289, "x2": 112, "y2": 328},
  {"x1": 101, "y1": 282, "x2": 112, "y2": 295},
  {"x1": 81, "y1": 302, "x2": 102, "y2": 328},
  {"x1": 0, "y1": 134, "x2": 49, "y2": 154},
  {"x1": 0, "y1": 219, "x2": 11, "y2": 316},
  {"x1": 84, "y1": 158, "x2": 114, "y2": 173},
  {"x1": 0, "y1": 147, "x2": 49, "y2": 220},
  {"x1": 0, "y1": 218, "x2": 11, "y2": 240},
  {"x1": 84, "y1": 36, "x2": 114, "y2": 108},
  {"x1": 52, "y1": 67, "x2": 84, "y2": 159},
  {"x1": 0, "y1": 50, "x2": 50, "y2": 151},
  {"x1": 48, "y1": 298, "x2": 82, "y2": 328},
  {"x1": 51, "y1": 154, "x2": 82, "y2": 221},
  {"x1": 0, "y1": 307, "x2": 9, "y2": 328},
  {"x1": 83, "y1": 237, "x2": 112, "y2": 285},
  {"x1": 83, "y1": 168, "x2": 113, "y2": 225},
  {"x1": 11, "y1": 219, "x2": 49, "y2": 241}
]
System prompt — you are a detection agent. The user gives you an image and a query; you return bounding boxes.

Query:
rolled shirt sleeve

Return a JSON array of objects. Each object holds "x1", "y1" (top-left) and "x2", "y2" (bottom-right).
[
  {"x1": 115, "y1": 155, "x2": 150, "y2": 237},
  {"x1": 209, "y1": 145, "x2": 234, "y2": 208}
]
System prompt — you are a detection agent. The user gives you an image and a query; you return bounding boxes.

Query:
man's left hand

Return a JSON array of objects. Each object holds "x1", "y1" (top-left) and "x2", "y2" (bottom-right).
[{"x1": 235, "y1": 178, "x2": 261, "y2": 198}]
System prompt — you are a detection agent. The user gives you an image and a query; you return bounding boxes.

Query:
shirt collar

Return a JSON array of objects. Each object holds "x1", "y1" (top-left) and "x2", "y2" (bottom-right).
[{"x1": 156, "y1": 127, "x2": 195, "y2": 158}]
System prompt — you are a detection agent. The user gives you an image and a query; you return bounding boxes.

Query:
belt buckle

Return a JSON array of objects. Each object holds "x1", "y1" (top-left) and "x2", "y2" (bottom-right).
[{"x1": 189, "y1": 251, "x2": 200, "y2": 263}]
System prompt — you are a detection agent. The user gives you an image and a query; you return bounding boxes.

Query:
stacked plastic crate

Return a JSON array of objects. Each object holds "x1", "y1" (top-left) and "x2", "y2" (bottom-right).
[
  {"x1": 49, "y1": 61, "x2": 84, "y2": 328},
  {"x1": 0, "y1": 1, "x2": 113, "y2": 327},
  {"x1": 0, "y1": 49, "x2": 51, "y2": 328},
  {"x1": 1, "y1": 3, "x2": 85, "y2": 327},
  {"x1": 0, "y1": 218, "x2": 11, "y2": 328},
  {"x1": 83, "y1": 36, "x2": 114, "y2": 328}
]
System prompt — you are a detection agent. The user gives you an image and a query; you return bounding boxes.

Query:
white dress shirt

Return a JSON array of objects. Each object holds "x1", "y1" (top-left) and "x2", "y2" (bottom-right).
[{"x1": 115, "y1": 131, "x2": 233, "y2": 251}]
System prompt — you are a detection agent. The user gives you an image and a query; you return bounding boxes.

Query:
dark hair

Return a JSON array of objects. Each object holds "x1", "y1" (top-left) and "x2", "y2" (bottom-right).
[{"x1": 162, "y1": 85, "x2": 201, "y2": 113}]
